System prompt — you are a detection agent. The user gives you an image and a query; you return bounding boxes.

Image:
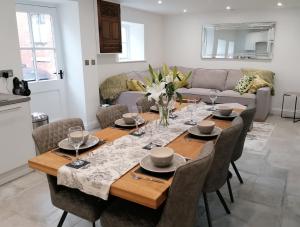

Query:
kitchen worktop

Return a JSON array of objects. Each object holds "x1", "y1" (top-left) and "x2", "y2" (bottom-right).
[{"x1": 0, "y1": 93, "x2": 30, "y2": 107}]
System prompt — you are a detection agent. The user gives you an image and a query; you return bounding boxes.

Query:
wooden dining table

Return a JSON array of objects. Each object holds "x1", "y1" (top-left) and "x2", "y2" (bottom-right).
[{"x1": 28, "y1": 104, "x2": 243, "y2": 210}]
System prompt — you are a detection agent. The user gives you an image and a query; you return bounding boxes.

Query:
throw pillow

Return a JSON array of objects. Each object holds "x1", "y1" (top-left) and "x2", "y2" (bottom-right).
[
  {"x1": 174, "y1": 72, "x2": 190, "y2": 88},
  {"x1": 248, "y1": 75, "x2": 271, "y2": 94},
  {"x1": 234, "y1": 75, "x2": 254, "y2": 95},
  {"x1": 127, "y1": 79, "x2": 146, "y2": 92}
]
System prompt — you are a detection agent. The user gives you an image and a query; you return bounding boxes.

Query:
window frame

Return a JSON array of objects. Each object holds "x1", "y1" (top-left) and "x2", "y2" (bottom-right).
[
  {"x1": 16, "y1": 3, "x2": 63, "y2": 83},
  {"x1": 118, "y1": 23, "x2": 131, "y2": 61},
  {"x1": 117, "y1": 21, "x2": 145, "y2": 63}
]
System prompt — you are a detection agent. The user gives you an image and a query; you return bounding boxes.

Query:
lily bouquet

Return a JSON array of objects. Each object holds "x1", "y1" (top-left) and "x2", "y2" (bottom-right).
[{"x1": 145, "y1": 64, "x2": 192, "y2": 126}]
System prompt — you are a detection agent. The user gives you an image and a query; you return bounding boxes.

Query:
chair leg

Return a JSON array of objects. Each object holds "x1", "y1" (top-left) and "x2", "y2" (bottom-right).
[
  {"x1": 227, "y1": 177, "x2": 234, "y2": 203},
  {"x1": 216, "y1": 190, "x2": 231, "y2": 214},
  {"x1": 203, "y1": 193, "x2": 212, "y2": 227},
  {"x1": 231, "y1": 161, "x2": 244, "y2": 184},
  {"x1": 57, "y1": 211, "x2": 68, "y2": 227}
]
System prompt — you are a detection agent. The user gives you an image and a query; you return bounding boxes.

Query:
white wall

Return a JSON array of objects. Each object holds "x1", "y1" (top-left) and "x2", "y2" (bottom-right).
[
  {"x1": 97, "y1": 6, "x2": 165, "y2": 85},
  {"x1": 0, "y1": 0, "x2": 22, "y2": 94},
  {"x1": 163, "y1": 8, "x2": 300, "y2": 112},
  {"x1": 76, "y1": 0, "x2": 100, "y2": 129},
  {"x1": 58, "y1": 1, "x2": 88, "y2": 125}
]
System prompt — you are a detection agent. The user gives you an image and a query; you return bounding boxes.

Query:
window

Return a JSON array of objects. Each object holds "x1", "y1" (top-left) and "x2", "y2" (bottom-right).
[
  {"x1": 118, "y1": 21, "x2": 145, "y2": 62},
  {"x1": 227, "y1": 41, "x2": 235, "y2": 58},
  {"x1": 16, "y1": 7, "x2": 60, "y2": 82},
  {"x1": 216, "y1": 39, "x2": 226, "y2": 58}
]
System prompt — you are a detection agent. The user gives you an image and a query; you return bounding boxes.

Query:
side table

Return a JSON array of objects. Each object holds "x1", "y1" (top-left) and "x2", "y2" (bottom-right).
[{"x1": 281, "y1": 92, "x2": 300, "y2": 123}]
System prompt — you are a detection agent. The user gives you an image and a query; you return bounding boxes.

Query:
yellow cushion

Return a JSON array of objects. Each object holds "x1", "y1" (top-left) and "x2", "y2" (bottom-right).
[
  {"x1": 248, "y1": 75, "x2": 271, "y2": 94},
  {"x1": 174, "y1": 72, "x2": 189, "y2": 89},
  {"x1": 127, "y1": 79, "x2": 146, "y2": 91},
  {"x1": 242, "y1": 68, "x2": 275, "y2": 95}
]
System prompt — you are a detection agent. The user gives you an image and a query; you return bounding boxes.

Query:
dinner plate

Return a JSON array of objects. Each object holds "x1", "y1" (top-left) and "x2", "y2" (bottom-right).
[
  {"x1": 188, "y1": 126, "x2": 222, "y2": 138},
  {"x1": 140, "y1": 153, "x2": 186, "y2": 173},
  {"x1": 58, "y1": 135, "x2": 100, "y2": 151},
  {"x1": 212, "y1": 111, "x2": 238, "y2": 119},
  {"x1": 150, "y1": 105, "x2": 176, "y2": 112},
  {"x1": 114, "y1": 118, "x2": 145, "y2": 128}
]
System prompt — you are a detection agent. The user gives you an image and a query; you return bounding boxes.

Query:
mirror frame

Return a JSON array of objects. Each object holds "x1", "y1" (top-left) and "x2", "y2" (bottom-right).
[{"x1": 201, "y1": 22, "x2": 276, "y2": 60}]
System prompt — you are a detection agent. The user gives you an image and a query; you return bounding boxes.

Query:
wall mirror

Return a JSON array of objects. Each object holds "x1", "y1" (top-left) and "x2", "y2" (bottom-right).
[{"x1": 201, "y1": 22, "x2": 276, "y2": 60}]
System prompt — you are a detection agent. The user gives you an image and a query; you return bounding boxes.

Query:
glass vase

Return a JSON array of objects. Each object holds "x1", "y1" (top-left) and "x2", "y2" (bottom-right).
[{"x1": 158, "y1": 104, "x2": 169, "y2": 127}]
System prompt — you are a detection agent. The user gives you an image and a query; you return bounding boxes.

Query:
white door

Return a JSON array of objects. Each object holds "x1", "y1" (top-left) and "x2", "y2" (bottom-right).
[{"x1": 16, "y1": 4, "x2": 67, "y2": 121}]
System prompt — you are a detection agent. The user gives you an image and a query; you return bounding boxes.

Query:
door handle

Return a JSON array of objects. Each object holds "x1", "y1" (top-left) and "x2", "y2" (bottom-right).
[{"x1": 53, "y1": 70, "x2": 64, "y2": 79}]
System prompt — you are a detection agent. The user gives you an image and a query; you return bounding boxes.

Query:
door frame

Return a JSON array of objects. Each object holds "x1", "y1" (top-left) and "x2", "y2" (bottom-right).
[{"x1": 16, "y1": 3, "x2": 67, "y2": 120}]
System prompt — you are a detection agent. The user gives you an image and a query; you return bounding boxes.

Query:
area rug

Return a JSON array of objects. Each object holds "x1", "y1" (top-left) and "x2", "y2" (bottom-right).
[{"x1": 243, "y1": 122, "x2": 275, "y2": 156}]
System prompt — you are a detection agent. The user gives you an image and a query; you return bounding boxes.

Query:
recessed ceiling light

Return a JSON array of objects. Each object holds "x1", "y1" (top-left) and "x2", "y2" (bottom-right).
[
  {"x1": 226, "y1": 6, "x2": 231, "y2": 10},
  {"x1": 158, "y1": 0, "x2": 163, "y2": 4},
  {"x1": 277, "y1": 2, "x2": 283, "y2": 7},
  {"x1": 183, "y1": 9, "x2": 187, "y2": 13}
]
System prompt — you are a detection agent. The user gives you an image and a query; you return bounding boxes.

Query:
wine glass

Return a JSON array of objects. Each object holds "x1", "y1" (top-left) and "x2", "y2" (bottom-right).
[
  {"x1": 168, "y1": 95, "x2": 176, "y2": 118},
  {"x1": 209, "y1": 89, "x2": 219, "y2": 111},
  {"x1": 145, "y1": 121, "x2": 155, "y2": 144},
  {"x1": 131, "y1": 106, "x2": 144, "y2": 136},
  {"x1": 186, "y1": 99, "x2": 197, "y2": 125},
  {"x1": 68, "y1": 126, "x2": 84, "y2": 166}
]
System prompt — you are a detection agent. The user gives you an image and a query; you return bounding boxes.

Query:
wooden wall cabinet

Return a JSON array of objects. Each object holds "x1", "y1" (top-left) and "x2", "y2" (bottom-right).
[{"x1": 97, "y1": 0, "x2": 122, "y2": 53}]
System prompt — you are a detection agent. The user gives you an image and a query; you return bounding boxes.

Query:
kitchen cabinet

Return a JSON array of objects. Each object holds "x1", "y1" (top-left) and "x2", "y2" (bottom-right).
[
  {"x1": 97, "y1": 0, "x2": 122, "y2": 53},
  {"x1": 0, "y1": 100, "x2": 35, "y2": 185}
]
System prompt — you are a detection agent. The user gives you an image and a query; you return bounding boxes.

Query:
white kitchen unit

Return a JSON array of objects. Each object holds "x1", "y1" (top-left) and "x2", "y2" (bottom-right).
[{"x1": 0, "y1": 95, "x2": 35, "y2": 185}]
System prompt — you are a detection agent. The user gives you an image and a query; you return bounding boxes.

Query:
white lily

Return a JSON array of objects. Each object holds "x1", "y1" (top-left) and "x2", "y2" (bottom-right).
[
  {"x1": 165, "y1": 74, "x2": 174, "y2": 83},
  {"x1": 147, "y1": 82, "x2": 166, "y2": 102}
]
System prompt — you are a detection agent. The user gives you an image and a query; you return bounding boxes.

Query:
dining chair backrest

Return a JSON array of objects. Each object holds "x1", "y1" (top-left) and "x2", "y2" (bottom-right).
[
  {"x1": 232, "y1": 104, "x2": 256, "y2": 161},
  {"x1": 136, "y1": 97, "x2": 155, "y2": 113},
  {"x1": 32, "y1": 118, "x2": 84, "y2": 154},
  {"x1": 203, "y1": 116, "x2": 243, "y2": 192},
  {"x1": 96, "y1": 104, "x2": 128, "y2": 129},
  {"x1": 157, "y1": 141, "x2": 215, "y2": 227}
]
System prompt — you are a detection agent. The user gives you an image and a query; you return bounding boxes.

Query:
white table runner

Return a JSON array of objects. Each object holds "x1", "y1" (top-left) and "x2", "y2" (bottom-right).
[{"x1": 57, "y1": 104, "x2": 212, "y2": 200}]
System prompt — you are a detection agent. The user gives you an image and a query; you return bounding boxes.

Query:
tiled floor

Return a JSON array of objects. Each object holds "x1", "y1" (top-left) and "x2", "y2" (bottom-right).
[{"x1": 0, "y1": 115, "x2": 299, "y2": 227}]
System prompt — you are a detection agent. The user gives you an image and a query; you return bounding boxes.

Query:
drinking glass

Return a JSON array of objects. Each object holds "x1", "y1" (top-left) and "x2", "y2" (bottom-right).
[
  {"x1": 145, "y1": 121, "x2": 154, "y2": 143},
  {"x1": 209, "y1": 89, "x2": 219, "y2": 111},
  {"x1": 168, "y1": 95, "x2": 176, "y2": 118},
  {"x1": 186, "y1": 99, "x2": 197, "y2": 125},
  {"x1": 68, "y1": 126, "x2": 84, "y2": 166},
  {"x1": 132, "y1": 106, "x2": 144, "y2": 136}
]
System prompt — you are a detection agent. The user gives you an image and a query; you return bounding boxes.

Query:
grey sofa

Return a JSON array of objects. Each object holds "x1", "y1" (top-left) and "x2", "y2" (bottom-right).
[{"x1": 115, "y1": 67, "x2": 272, "y2": 121}]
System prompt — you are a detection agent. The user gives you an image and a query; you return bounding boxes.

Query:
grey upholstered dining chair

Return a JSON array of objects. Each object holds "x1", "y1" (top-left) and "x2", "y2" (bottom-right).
[
  {"x1": 202, "y1": 117, "x2": 243, "y2": 227},
  {"x1": 32, "y1": 118, "x2": 108, "y2": 227},
  {"x1": 96, "y1": 104, "x2": 129, "y2": 129},
  {"x1": 100, "y1": 141, "x2": 215, "y2": 227},
  {"x1": 136, "y1": 97, "x2": 155, "y2": 112},
  {"x1": 231, "y1": 104, "x2": 256, "y2": 184}
]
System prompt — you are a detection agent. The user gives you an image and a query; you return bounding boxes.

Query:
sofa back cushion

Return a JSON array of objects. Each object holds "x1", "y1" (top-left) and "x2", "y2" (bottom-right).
[
  {"x1": 191, "y1": 69, "x2": 228, "y2": 91},
  {"x1": 225, "y1": 70, "x2": 243, "y2": 90},
  {"x1": 127, "y1": 68, "x2": 161, "y2": 83}
]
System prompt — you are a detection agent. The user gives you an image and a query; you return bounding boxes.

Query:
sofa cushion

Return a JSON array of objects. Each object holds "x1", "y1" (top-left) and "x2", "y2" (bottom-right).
[
  {"x1": 115, "y1": 91, "x2": 145, "y2": 112},
  {"x1": 234, "y1": 75, "x2": 255, "y2": 94},
  {"x1": 177, "y1": 88, "x2": 219, "y2": 103},
  {"x1": 177, "y1": 88, "x2": 214, "y2": 96},
  {"x1": 127, "y1": 79, "x2": 146, "y2": 91},
  {"x1": 127, "y1": 71, "x2": 149, "y2": 83},
  {"x1": 191, "y1": 69, "x2": 228, "y2": 91},
  {"x1": 218, "y1": 90, "x2": 256, "y2": 106},
  {"x1": 225, "y1": 70, "x2": 243, "y2": 90}
]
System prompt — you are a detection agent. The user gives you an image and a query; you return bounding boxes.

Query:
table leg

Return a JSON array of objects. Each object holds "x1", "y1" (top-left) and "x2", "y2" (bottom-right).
[
  {"x1": 294, "y1": 96, "x2": 299, "y2": 123},
  {"x1": 281, "y1": 95, "x2": 285, "y2": 118}
]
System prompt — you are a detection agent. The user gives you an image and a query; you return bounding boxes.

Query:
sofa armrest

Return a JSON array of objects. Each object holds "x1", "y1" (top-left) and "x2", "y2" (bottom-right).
[{"x1": 255, "y1": 87, "x2": 272, "y2": 121}]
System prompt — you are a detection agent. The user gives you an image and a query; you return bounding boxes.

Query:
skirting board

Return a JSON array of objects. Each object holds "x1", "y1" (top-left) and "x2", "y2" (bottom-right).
[
  {"x1": 271, "y1": 108, "x2": 300, "y2": 116},
  {"x1": 0, "y1": 164, "x2": 33, "y2": 186}
]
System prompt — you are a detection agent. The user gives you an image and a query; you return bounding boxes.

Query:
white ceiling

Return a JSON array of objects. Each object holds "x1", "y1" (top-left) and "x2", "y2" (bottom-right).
[{"x1": 116, "y1": 0, "x2": 300, "y2": 15}]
